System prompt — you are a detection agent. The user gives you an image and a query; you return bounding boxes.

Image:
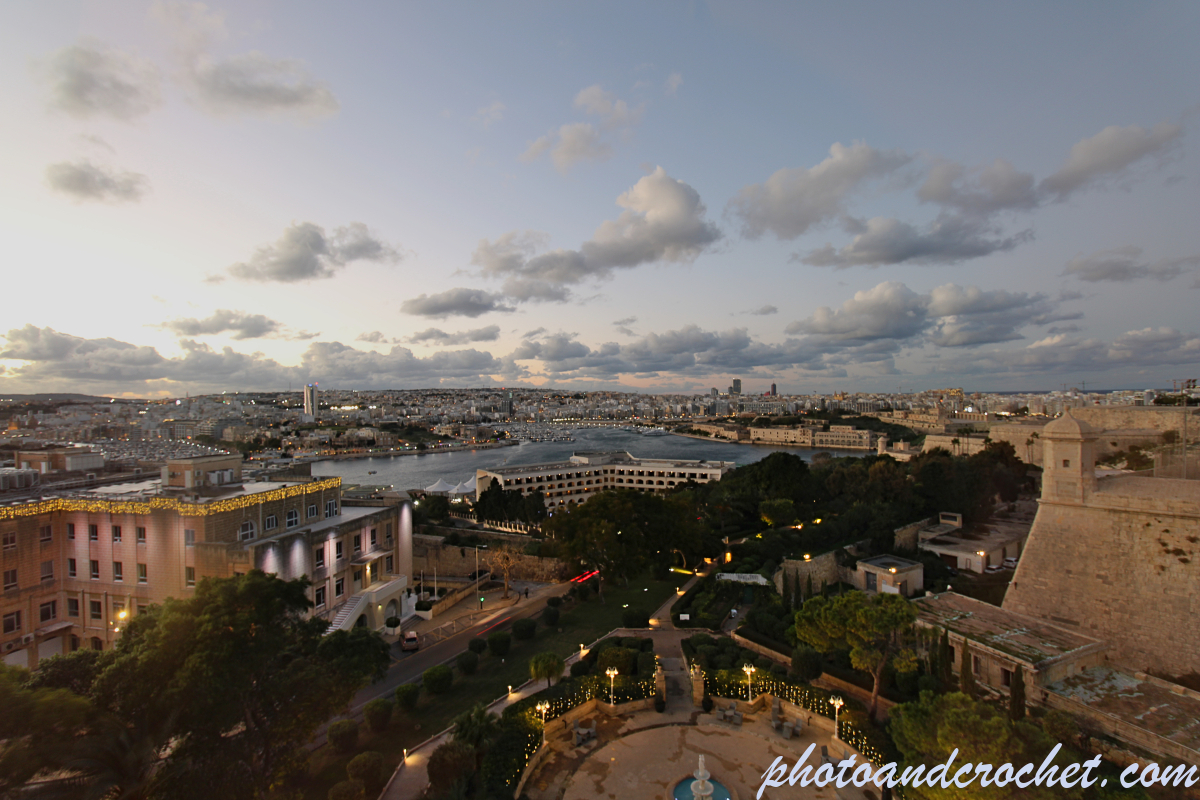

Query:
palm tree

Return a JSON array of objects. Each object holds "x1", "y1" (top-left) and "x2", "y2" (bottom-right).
[
  {"x1": 951, "y1": 437, "x2": 960, "y2": 456},
  {"x1": 1025, "y1": 437, "x2": 1034, "y2": 464},
  {"x1": 529, "y1": 651, "x2": 566, "y2": 689},
  {"x1": 451, "y1": 703, "x2": 499, "y2": 766},
  {"x1": 67, "y1": 717, "x2": 166, "y2": 800}
]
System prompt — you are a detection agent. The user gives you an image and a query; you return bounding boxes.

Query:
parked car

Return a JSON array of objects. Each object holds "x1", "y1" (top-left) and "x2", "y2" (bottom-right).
[
  {"x1": 984, "y1": 564, "x2": 1004, "y2": 574},
  {"x1": 400, "y1": 631, "x2": 420, "y2": 651},
  {"x1": 1002, "y1": 556, "x2": 1019, "y2": 569}
]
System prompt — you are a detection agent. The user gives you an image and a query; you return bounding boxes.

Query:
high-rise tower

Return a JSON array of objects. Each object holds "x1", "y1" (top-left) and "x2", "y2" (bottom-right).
[{"x1": 303, "y1": 383, "x2": 318, "y2": 416}]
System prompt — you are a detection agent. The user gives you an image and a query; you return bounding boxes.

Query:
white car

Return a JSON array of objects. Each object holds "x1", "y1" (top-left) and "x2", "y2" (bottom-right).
[
  {"x1": 1002, "y1": 557, "x2": 1019, "y2": 569},
  {"x1": 984, "y1": 564, "x2": 1004, "y2": 574}
]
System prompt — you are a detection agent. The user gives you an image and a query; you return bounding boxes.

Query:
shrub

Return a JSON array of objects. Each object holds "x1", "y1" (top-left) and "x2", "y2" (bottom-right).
[
  {"x1": 701, "y1": 695, "x2": 714, "y2": 712},
  {"x1": 576, "y1": 583, "x2": 591, "y2": 602},
  {"x1": 488, "y1": 632, "x2": 512, "y2": 658},
  {"x1": 415, "y1": 600, "x2": 433, "y2": 611},
  {"x1": 636, "y1": 651, "x2": 658, "y2": 677},
  {"x1": 713, "y1": 654, "x2": 734, "y2": 671},
  {"x1": 328, "y1": 719, "x2": 359, "y2": 753},
  {"x1": 395, "y1": 683, "x2": 420, "y2": 712},
  {"x1": 480, "y1": 714, "x2": 540, "y2": 796},
  {"x1": 621, "y1": 637, "x2": 645, "y2": 650},
  {"x1": 640, "y1": 638, "x2": 656, "y2": 653},
  {"x1": 385, "y1": 616, "x2": 401, "y2": 631},
  {"x1": 468, "y1": 637, "x2": 488, "y2": 655},
  {"x1": 546, "y1": 595, "x2": 562, "y2": 608},
  {"x1": 328, "y1": 780, "x2": 365, "y2": 800},
  {"x1": 755, "y1": 656, "x2": 773, "y2": 671},
  {"x1": 689, "y1": 633, "x2": 715, "y2": 648},
  {"x1": 512, "y1": 618, "x2": 536, "y2": 641},
  {"x1": 570, "y1": 660, "x2": 591, "y2": 677},
  {"x1": 428, "y1": 741, "x2": 477, "y2": 796},
  {"x1": 622, "y1": 608, "x2": 650, "y2": 628},
  {"x1": 771, "y1": 663, "x2": 787, "y2": 678},
  {"x1": 363, "y1": 698, "x2": 393, "y2": 732},
  {"x1": 596, "y1": 646, "x2": 637, "y2": 677},
  {"x1": 346, "y1": 751, "x2": 385, "y2": 794},
  {"x1": 457, "y1": 650, "x2": 479, "y2": 675},
  {"x1": 790, "y1": 646, "x2": 824, "y2": 683},
  {"x1": 541, "y1": 606, "x2": 560, "y2": 626},
  {"x1": 424, "y1": 664, "x2": 454, "y2": 694}
]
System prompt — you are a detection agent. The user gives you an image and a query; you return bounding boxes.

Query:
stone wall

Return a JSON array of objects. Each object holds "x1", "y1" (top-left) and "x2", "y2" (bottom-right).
[
  {"x1": 412, "y1": 533, "x2": 565, "y2": 582},
  {"x1": 774, "y1": 552, "x2": 845, "y2": 597},
  {"x1": 1043, "y1": 690, "x2": 1198, "y2": 763}
]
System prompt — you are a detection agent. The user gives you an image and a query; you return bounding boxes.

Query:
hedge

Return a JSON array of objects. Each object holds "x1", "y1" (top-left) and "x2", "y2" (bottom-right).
[
  {"x1": 328, "y1": 719, "x2": 359, "y2": 753},
  {"x1": 395, "y1": 683, "x2": 419, "y2": 711},
  {"x1": 327, "y1": 779, "x2": 365, "y2": 800},
  {"x1": 456, "y1": 650, "x2": 479, "y2": 675},
  {"x1": 488, "y1": 631, "x2": 512, "y2": 657},
  {"x1": 423, "y1": 664, "x2": 453, "y2": 694},
  {"x1": 512, "y1": 618, "x2": 536, "y2": 640},
  {"x1": 346, "y1": 751, "x2": 385, "y2": 794},
  {"x1": 467, "y1": 637, "x2": 488, "y2": 655},
  {"x1": 734, "y1": 627, "x2": 793, "y2": 657},
  {"x1": 363, "y1": 698, "x2": 393, "y2": 732},
  {"x1": 541, "y1": 606, "x2": 560, "y2": 626}
]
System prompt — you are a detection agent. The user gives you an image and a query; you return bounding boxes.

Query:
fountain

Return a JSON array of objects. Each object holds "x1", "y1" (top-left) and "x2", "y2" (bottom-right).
[{"x1": 673, "y1": 755, "x2": 731, "y2": 800}]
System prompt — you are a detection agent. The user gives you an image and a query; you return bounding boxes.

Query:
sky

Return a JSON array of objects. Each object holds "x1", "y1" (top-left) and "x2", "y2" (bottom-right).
[{"x1": 1, "y1": 1, "x2": 1199, "y2": 398}]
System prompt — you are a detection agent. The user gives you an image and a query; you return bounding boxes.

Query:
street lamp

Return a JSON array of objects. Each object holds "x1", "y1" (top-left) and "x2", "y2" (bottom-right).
[
  {"x1": 579, "y1": 643, "x2": 585, "y2": 661},
  {"x1": 831, "y1": 696, "x2": 845, "y2": 741},
  {"x1": 742, "y1": 664, "x2": 756, "y2": 700},
  {"x1": 606, "y1": 667, "x2": 618, "y2": 705},
  {"x1": 475, "y1": 544, "x2": 488, "y2": 608},
  {"x1": 536, "y1": 700, "x2": 550, "y2": 743}
]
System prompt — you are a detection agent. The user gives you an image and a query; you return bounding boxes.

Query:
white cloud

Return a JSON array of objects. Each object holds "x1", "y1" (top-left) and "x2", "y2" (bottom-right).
[
  {"x1": 41, "y1": 40, "x2": 162, "y2": 121},
  {"x1": 356, "y1": 331, "x2": 388, "y2": 344},
  {"x1": 227, "y1": 222, "x2": 400, "y2": 282},
  {"x1": 665, "y1": 72, "x2": 683, "y2": 95},
  {"x1": 573, "y1": 85, "x2": 643, "y2": 129},
  {"x1": 473, "y1": 100, "x2": 505, "y2": 128},
  {"x1": 917, "y1": 158, "x2": 1039, "y2": 215},
  {"x1": 45, "y1": 160, "x2": 148, "y2": 203},
  {"x1": 1062, "y1": 245, "x2": 1198, "y2": 283},
  {"x1": 1041, "y1": 122, "x2": 1183, "y2": 199},
  {"x1": 407, "y1": 325, "x2": 501, "y2": 345},
  {"x1": 801, "y1": 215, "x2": 1029, "y2": 268},
  {"x1": 521, "y1": 122, "x2": 612, "y2": 173},
  {"x1": 400, "y1": 289, "x2": 516, "y2": 319},
  {"x1": 161, "y1": 309, "x2": 281, "y2": 340}
]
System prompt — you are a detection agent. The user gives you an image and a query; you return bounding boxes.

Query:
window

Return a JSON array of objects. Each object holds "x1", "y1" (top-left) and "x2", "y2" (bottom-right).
[
  {"x1": 385, "y1": 521, "x2": 393, "y2": 542},
  {"x1": 314, "y1": 586, "x2": 326, "y2": 607},
  {"x1": 90, "y1": 638, "x2": 103, "y2": 651},
  {"x1": 136, "y1": 527, "x2": 146, "y2": 543},
  {"x1": 40, "y1": 525, "x2": 53, "y2": 543},
  {"x1": 40, "y1": 561, "x2": 54, "y2": 582},
  {"x1": 286, "y1": 510, "x2": 299, "y2": 529},
  {"x1": 68, "y1": 558, "x2": 77, "y2": 578},
  {"x1": 67, "y1": 598, "x2": 79, "y2": 617},
  {"x1": 113, "y1": 562, "x2": 123, "y2": 582},
  {"x1": 137, "y1": 604, "x2": 147, "y2": 615},
  {"x1": 90, "y1": 600, "x2": 102, "y2": 620},
  {"x1": 2, "y1": 531, "x2": 15, "y2": 551},
  {"x1": 1001, "y1": 668, "x2": 1013, "y2": 688},
  {"x1": 335, "y1": 541, "x2": 343, "y2": 560},
  {"x1": 325, "y1": 500, "x2": 337, "y2": 518},
  {"x1": 2, "y1": 611, "x2": 20, "y2": 634},
  {"x1": 90, "y1": 560, "x2": 100, "y2": 580},
  {"x1": 3, "y1": 569, "x2": 16, "y2": 591},
  {"x1": 265, "y1": 515, "x2": 278, "y2": 531},
  {"x1": 137, "y1": 563, "x2": 147, "y2": 584},
  {"x1": 185, "y1": 567, "x2": 195, "y2": 587},
  {"x1": 972, "y1": 655, "x2": 983, "y2": 675},
  {"x1": 370, "y1": 528, "x2": 377, "y2": 548},
  {"x1": 67, "y1": 523, "x2": 75, "y2": 540},
  {"x1": 335, "y1": 578, "x2": 344, "y2": 597},
  {"x1": 89, "y1": 524, "x2": 99, "y2": 541},
  {"x1": 307, "y1": 504, "x2": 318, "y2": 519},
  {"x1": 184, "y1": 529, "x2": 195, "y2": 546},
  {"x1": 353, "y1": 534, "x2": 361, "y2": 554},
  {"x1": 385, "y1": 555, "x2": 394, "y2": 574},
  {"x1": 239, "y1": 520, "x2": 255, "y2": 542},
  {"x1": 353, "y1": 570, "x2": 362, "y2": 583},
  {"x1": 112, "y1": 602, "x2": 124, "y2": 618},
  {"x1": 70, "y1": 635, "x2": 80, "y2": 651},
  {"x1": 314, "y1": 548, "x2": 325, "y2": 569},
  {"x1": 112, "y1": 526, "x2": 122, "y2": 543},
  {"x1": 1062, "y1": 459, "x2": 1070, "y2": 468},
  {"x1": 40, "y1": 600, "x2": 57, "y2": 623}
]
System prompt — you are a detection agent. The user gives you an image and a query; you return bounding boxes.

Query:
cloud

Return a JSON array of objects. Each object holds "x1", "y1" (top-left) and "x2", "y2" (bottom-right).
[
  {"x1": 665, "y1": 72, "x2": 683, "y2": 95},
  {"x1": 521, "y1": 122, "x2": 612, "y2": 173},
  {"x1": 227, "y1": 222, "x2": 400, "y2": 282},
  {"x1": 42, "y1": 40, "x2": 162, "y2": 121},
  {"x1": 407, "y1": 325, "x2": 501, "y2": 345},
  {"x1": 1041, "y1": 122, "x2": 1183, "y2": 199},
  {"x1": 573, "y1": 85, "x2": 643, "y2": 129},
  {"x1": 748, "y1": 305, "x2": 778, "y2": 316},
  {"x1": 356, "y1": 331, "x2": 388, "y2": 344},
  {"x1": 917, "y1": 158, "x2": 1039, "y2": 215},
  {"x1": 301, "y1": 341, "x2": 504, "y2": 386},
  {"x1": 45, "y1": 160, "x2": 148, "y2": 203},
  {"x1": 161, "y1": 309, "x2": 281, "y2": 340},
  {"x1": 1062, "y1": 245, "x2": 1198, "y2": 283},
  {"x1": 400, "y1": 288, "x2": 516, "y2": 319},
  {"x1": 800, "y1": 215, "x2": 1029, "y2": 268},
  {"x1": 474, "y1": 167, "x2": 721, "y2": 301},
  {"x1": 473, "y1": 100, "x2": 505, "y2": 128},
  {"x1": 728, "y1": 142, "x2": 912, "y2": 239},
  {"x1": 522, "y1": 327, "x2": 546, "y2": 339},
  {"x1": 613, "y1": 316, "x2": 638, "y2": 336}
]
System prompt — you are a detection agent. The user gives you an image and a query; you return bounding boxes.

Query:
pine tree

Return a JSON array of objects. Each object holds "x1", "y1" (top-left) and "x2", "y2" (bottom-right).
[
  {"x1": 1009, "y1": 665, "x2": 1026, "y2": 721},
  {"x1": 792, "y1": 571, "x2": 801, "y2": 608},
  {"x1": 806, "y1": 574, "x2": 814, "y2": 603},
  {"x1": 959, "y1": 639, "x2": 976, "y2": 698},
  {"x1": 938, "y1": 629, "x2": 953, "y2": 686}
]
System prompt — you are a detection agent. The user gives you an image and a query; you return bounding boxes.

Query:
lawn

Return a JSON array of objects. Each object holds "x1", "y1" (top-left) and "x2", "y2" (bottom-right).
[{"x1": 304, "y1": 572, "x2": 681, "y2": 799}]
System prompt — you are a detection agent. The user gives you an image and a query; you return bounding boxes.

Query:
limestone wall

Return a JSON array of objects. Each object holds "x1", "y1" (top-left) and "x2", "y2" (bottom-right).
[
  {"x1": 774, "y1": 552, "x2": 847, "y2": 597},
  {"x1": 411, "y1": 533, "x2": 565, "y2": 582}
]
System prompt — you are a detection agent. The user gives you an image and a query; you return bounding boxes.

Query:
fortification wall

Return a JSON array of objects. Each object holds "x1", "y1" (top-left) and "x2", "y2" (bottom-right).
[{"x1": 1003, "y1": 481, "x2": 1200, "y2": 677}]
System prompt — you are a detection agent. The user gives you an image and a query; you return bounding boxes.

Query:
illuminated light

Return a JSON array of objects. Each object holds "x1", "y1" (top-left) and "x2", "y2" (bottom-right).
[
  {"x1": 803, "y1": 554, "x2": 811, "y2": 561},
  {"x1": 889, "y1": 567, "x2": 897, "y2": 574}
]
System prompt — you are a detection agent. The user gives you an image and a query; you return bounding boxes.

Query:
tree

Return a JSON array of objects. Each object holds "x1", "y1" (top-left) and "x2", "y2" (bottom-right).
[
  {"x1": 66, "y1": 716, "x2": 173, "y2": 800},
  {"x1": 938, "y1": 629, "x2": 953, "y2": 686},
  {"x1": 427, "y1": 741, "x2": 476, "y2": 796},
  {"x1": 0, "y1": 664, "x2": 94, "y2": 796},
  {"x1": 27, "y1": 648, "x2": 109, "y2": 695},
  {"x1": 529, "y1": 652, "x2": 565, "y2": 688},
  {"x1": 484, "y1": 543, "x2": 523, "y2": 599},
  {"x1": 759, "y1": 498, "x2": 796, "y2": 527},
  {"x1": 90, "y1": 570, "x2": 389, "y2": 800},
  {"x1": 959, "y1": 639, "x2": 977, "y2": 698},
  {"x1": 1009, "y1": 665, "x2": 1026, "y2": 721},
  {"x1": 423, "y1": 494, "x2": 451, "y2": 523},
  {"x1": 451, "y1": 703, "x2": 499, "y2": 765},
  {"x1": 793, "y1": 592, "x2": 918, "y2": 721}
]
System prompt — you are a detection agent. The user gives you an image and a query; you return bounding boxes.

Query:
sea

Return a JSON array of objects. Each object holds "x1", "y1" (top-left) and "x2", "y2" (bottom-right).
[{"x1": 310, "y1": 427, "x2": 864, "y2": 492}]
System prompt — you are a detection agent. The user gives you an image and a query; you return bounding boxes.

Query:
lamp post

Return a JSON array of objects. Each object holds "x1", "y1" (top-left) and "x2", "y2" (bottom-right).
[
  {"x1": 831, "y1": 696, "x2": 845, "y2": 741},
  {"x1": 742, "y1": 664, "x2": 756, "y2": 700},
  {"x1": 606, "y1": 667, "x2": 618, "y2": 705},
  {"x1": 536, "y1": 700, "x2": 550, "y2": 744},
  {"x1": 475, "y1": 544, "x2": 488, "y2": 608}
]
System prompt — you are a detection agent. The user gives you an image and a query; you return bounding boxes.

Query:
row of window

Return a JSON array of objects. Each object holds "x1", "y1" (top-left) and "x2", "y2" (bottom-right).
[
  {"x1": 3, "y1": 597, "x2": 156, "y2": 634},
  {"x1": 312, "y1": 555, "x2": 394, "y2": 609},
  {"x1": 312, "y1": 528, "x2": 382, "y2": 569},
  {"x1": 238, "y1": 500, "x2": 340, "y2": 542},
  {"x1": 3, "y1": 559, "x2": 151, "y2": 585}
]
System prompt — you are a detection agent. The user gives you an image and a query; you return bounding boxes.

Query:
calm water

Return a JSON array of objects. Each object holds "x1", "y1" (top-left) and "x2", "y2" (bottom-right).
[{"x1": 310, "y1": 427, "x2": 862, "y2": 492}]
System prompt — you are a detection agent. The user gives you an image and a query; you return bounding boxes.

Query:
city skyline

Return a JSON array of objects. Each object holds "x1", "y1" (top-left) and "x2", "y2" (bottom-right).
[{"x1": 2, "y1": 2, "x2": 1199, "y2": 397}]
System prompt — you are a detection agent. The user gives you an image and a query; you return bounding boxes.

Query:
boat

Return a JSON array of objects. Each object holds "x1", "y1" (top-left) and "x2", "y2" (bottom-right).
[{"x1": 368, "y1": 470, "x2": 377, "y2": 475}]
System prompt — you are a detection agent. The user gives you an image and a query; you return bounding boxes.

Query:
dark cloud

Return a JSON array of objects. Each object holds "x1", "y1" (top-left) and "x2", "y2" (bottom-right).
[
  {"x1": 748, "y1": 305, "x2": 778, "y2": 316},
  {"x1": 728, "y1": 142, "x2": 912, "y2": 239},
  {"x1": 800, "y1": 215, "x2": 1029, "y2": 268},
  {"x1": 917, "y1": 159, "x2": 1039, "y2": 215},
  {"x1": 400, "y1": 288, "x2": 515, "y2": 319},
  {"x1": 300, "y1": 342, "x2": 503, "y2": 386},
  {"x1": 228, "y1": 222, "x2": 400, "y2": 282},
  {"x1": 356, "y1": 331, "x2": 388, "y2": 344},
  {"x1": 474, "y1": 168, "x2": 721, "y2": 301},
  {"x1": 1041, "y1": 122, "x2": 1183, "y2": 199},
  {"x1": 1062, "y1": 246, "x2": 1198, "y2": 283},
  {"x1": 42, "y1": 40, "x2": 161, "y2": 121},
  {"x1": 189, "y1": 51, "x2": 338, "y2": 117},
  {"x1": 161, "y1": 309, "x2": 281, "y2": 340},
  {"x1": 407, "y1": 325, "x2": 501, "y2": 345},
  {"x1": 522, "y1": 327, "x2": 547, "y2": 339},
  {"x1": 45, "y1": 160, "x2": 148, "y2": 203}
]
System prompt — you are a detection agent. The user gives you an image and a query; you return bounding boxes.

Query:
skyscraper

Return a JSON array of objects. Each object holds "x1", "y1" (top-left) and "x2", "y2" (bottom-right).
[
  {"x1": 303, "y1": 383, "x2": 318, "y2": 416},
  {"x1": 771, "y1": 383, "x2": 777, "y2": 397},
  {"x1": 732, "y1": 378, "x2": 742, "y2": 395}
]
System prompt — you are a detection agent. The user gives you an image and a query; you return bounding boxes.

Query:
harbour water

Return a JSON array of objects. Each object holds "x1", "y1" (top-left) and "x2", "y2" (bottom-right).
[{"x1": 310, "y1": 427, "x2": 863, "y2": 492}]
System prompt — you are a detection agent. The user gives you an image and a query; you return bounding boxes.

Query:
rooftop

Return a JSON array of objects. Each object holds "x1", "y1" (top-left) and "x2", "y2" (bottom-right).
[
  {"x1": 913, "y1": 591, "x2": 1105, "y2": 666},
  {"x1": 859, "y1": 554, "x2": 923, "y2": 571},
  {"x1": 481, "y1": 451, "x2": 734, "y2": 475}
]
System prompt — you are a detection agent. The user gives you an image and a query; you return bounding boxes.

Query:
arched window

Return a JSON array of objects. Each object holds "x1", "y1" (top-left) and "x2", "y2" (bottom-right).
[{"x1": 239, "y1": 520, "x2": 256, "y2": 541}]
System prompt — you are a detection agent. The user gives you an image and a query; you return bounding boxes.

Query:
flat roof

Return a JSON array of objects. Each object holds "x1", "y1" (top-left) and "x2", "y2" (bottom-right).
[
  {"x1": 482, "y1": 451, "x2": 733, "y2": 476},
  {"x1": 859, "y1": 554, "x2": 922, "y2": 571},
  {"x1": 83, "y1": 479, "x2": 312, "y2": 503},
  {"x1": 913, "y1": 591, "x2": 1104, "y2": 666},
  {"x1": 1048, "y1": 667, "x2": 1200, "y2": 754},
  {"x1": 253, "y1": 505, "x2": 381, "y2": 546}
]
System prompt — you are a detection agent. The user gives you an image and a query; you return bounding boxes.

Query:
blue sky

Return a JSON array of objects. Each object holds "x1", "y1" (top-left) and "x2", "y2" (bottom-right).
[{"x1": 1, "y1": 1, "x2": 1198, "y2": 396}]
